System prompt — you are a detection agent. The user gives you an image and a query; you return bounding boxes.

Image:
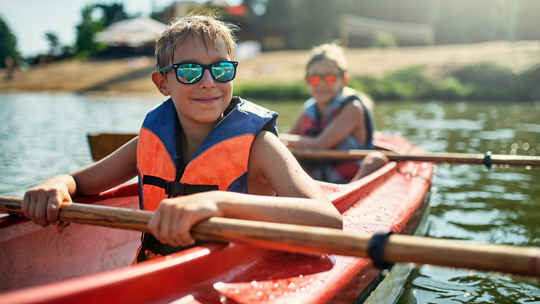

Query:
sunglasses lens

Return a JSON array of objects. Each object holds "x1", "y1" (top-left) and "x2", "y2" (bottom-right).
[
  {"x1": 211, "y1": 62, "x2": 236, "y2": 82},
  {"x1": 307, "y1": 75, "x2": 321, "y2": 85},
  {"x1": 176, "y1": 63, "x2": 203, "y2": 84},
  {"x1": 324, "y1": 74, "x2": 337, "y2": 85}
]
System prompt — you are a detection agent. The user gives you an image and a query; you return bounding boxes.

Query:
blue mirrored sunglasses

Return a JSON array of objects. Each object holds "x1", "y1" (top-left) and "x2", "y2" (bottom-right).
[{"x1": 159, "y1": 61, "x2": 238, "y2": 84}]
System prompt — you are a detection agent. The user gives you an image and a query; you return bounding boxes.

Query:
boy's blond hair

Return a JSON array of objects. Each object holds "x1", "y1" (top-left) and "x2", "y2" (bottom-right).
[
  {"x1": 155, "y1": 13, "x2": 238, "y2": 71},
  {"x1": 306, "y1": 43, "x2": 348, "y2": 75}
]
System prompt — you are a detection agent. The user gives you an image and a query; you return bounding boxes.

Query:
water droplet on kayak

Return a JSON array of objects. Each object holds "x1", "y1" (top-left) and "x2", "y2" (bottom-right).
[
  {"x1": 274, "y1": 283, "x2": 279, "y2": 287},
  {"x1": 256, "y1": 291, "x2": 262, "y2": 296},
  {"x1": 234, "y1": 289, "x2": 240, "y2": 294}
]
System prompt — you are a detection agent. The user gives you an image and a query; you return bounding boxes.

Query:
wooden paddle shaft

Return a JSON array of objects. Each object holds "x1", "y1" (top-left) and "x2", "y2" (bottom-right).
[
  {"x1": 290, "y1": 148, "x2": 540, "y2": 166},
  {"x1": 1, "y1": 196, "x2": 538, "y2": 276}
]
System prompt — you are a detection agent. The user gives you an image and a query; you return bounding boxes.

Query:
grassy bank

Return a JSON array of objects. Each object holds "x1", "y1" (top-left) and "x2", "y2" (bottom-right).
[{"x1": 235, "y1": 62, "x2": 529, "y2": 102}]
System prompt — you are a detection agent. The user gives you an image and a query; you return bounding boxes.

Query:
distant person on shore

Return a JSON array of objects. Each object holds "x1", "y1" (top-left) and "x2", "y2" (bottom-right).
[
  {"x1": 280, "y1": 43, "x2": 388, "y2": 183},
  {"x1": 21, "y1": 13, "x2": 342, "y2": 263},
  {"x1": 4, "y1": 55, "x2": 16, "y2": 81}
]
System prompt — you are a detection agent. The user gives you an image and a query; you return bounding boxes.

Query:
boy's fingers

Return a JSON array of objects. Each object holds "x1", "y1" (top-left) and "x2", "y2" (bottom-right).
[
  {"x1": 170, "y1": 207, "x2": 186, "y2": 247},
  {"x1": 46, "y1": 194, "x2": 61, "y2": 225},
  {"x1": 21, "y1": 193, "x2": 31, "y2": 219},
  {"x1": 57, "y1": 221, "x2": 70, "y2": 233},
  {"x1": 177, "y1": 219, "x2": 195, "y2": 247},
  {"x1": 159, "y1": 208, "x2": 172, "y2": 244},
  {"x1": 148, "y1": 204, "x2": 163, "y2": 240},
  {"x1": 35, "y1": 198, "x2": 49, "y2": 227},
  {"x1": 27, "y1": 194, "x2": 40, "y2": 225}
]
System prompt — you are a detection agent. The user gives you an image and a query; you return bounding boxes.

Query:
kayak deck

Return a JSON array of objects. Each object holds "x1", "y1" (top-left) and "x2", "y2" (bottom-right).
[{"x1": 0, "y1": 134, "x2": 433, "y2": 304}]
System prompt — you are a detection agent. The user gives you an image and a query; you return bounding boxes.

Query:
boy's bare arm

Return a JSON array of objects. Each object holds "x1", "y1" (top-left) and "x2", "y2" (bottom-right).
[
  {"x1": 72, "y1": 137, "x2": 138, "y2": 195},
  {"x1": 241, "y1": 131, "x2": 343, "y2": 227},
  {"x1": 284, "y1": 101, "x2": 366, "y2": 149},
  {"x1": 22, "y1": 137, "x2": 139, "y2": 229}
]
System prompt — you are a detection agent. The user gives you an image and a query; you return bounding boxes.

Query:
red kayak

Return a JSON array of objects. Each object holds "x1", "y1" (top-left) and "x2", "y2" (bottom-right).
[{"x1": 0, "y1": 134, "x2": 433, "y2": 304}]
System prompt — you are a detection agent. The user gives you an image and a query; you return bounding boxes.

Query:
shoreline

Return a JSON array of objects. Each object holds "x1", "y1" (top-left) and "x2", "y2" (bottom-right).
[{"x1": 1, "y1": 41, "x2": 539, "y2": 97}]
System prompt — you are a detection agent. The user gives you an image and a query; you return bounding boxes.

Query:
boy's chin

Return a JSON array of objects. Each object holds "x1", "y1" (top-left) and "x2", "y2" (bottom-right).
[{"x1": 315, "y1": 96, "x2": 333, "y2": 104}]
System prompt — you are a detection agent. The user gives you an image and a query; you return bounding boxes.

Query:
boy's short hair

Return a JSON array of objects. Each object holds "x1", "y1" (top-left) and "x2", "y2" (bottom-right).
[
  {"x1": 155, "y1": 12, "x2": 239, "y2": 71},
  {"x1": 306, "y1": 43, "x2": 348, "y2": 75}
]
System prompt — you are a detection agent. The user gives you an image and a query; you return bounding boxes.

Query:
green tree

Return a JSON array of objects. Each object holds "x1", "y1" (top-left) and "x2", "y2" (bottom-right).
[
  {"x1": 45, "y1": 31, "x2": 60, "y2": 56},
  {"x1": 0, "y1": 15, "x2": 20, "y2": 68},
  {"x1": 75, "y1": 4, "x2": 104, "y2": 58},
  {"x1": 96, "y1": 3, "x2": 128, "y2": 27}
]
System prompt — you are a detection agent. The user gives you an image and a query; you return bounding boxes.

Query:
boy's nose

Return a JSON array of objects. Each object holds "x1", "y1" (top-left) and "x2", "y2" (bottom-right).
[{"x1": 199, "y1": 70, "x2": 215, "y2": 88}]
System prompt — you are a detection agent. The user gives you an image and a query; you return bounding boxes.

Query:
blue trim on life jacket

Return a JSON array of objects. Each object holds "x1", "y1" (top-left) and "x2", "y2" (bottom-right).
[
  {"x1": 193, "y1": 97, "x2": 278, "y2": 161},
  {"x1": 141, "y1": 99, "x2": 179, "y2": 167}
]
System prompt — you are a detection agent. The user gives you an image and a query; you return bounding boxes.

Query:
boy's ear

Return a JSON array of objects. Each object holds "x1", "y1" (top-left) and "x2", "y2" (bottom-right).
[
  {"x1": 151, "y1": 72, "x2": 170, "y2": 96},
  {"x1": 343, "y1": 72, "x2": 350, "y2": 86}
]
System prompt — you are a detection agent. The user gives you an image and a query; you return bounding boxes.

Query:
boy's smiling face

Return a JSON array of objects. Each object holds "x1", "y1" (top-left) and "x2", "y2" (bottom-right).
[
  {"x1": 159, "y1": 34, "x2": 233, "y2": 126},
  {"x1": 305, "y1": 59, "x2": 348, "y2": 107}
]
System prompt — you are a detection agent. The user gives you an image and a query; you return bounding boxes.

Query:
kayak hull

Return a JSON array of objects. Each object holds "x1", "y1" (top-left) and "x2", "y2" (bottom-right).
[
  {"x1": 0, "y1": 195, "x2": 140, "y2": 292},
  {"x1": 0, "y1": 134, "x2": 433, "y2": 304}
]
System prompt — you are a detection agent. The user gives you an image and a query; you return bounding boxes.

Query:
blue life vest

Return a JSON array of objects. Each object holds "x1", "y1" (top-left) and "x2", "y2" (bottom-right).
[{"x1": 299, "y1": 87, "x2": 374, "y2": 183}]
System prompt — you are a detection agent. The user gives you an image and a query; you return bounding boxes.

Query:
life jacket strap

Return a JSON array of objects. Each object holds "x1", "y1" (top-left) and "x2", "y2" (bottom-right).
[{"x1": 142, "y1": 175, "x2": 219, "y2": 196}]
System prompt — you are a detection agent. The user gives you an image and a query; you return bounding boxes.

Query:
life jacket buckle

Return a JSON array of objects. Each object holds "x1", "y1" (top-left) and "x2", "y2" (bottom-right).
[{"x1": 164, "y1": 181, "x2": 185, "y2": 197}]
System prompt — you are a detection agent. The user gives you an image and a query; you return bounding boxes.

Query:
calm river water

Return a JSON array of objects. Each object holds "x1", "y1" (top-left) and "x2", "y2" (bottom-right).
[{"x1": 0, "y1": 92, "x2": 539, "y2": 303}]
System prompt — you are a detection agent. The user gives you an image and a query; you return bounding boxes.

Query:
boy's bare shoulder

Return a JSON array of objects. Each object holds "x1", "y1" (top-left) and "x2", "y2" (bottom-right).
[
  {"x1": 357, "y1": 91, "x2": 374, "y2": 112},
  {"x1": 250, "y1": 130, "x2": 283, "y2": 157},
  {"x1": 248, "y1": 130, "x2": 294, "y2": 172},
  {"x1": 342, "y1": 99, "x2": 366, "y2": 116}
]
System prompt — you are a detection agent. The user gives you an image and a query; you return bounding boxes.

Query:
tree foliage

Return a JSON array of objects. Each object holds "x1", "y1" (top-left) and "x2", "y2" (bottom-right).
[
  {"x1": 246, "y1": 0, "x2": 540, "y2": 49},
  {"x1": 75, "y1": 3, "x2": 128, "y2": 58},
  {"x1": 0, "y1": 15, "x2": 20, "y2": 68},
  {"x1": 45, "y1": 32, "x2": 60, "y2": 55},
  {"x1": 75, "y1": 4, "x2": 104, "y2": 58},
  {"x1": 97, "y1": 3, "x2": 127, "y2": 27}
]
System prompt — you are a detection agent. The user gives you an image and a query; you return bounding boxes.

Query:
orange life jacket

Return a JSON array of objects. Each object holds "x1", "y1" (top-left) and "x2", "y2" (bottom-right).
[{"x1": 134, "y1": 97, "x2": 278, "y2": 263}]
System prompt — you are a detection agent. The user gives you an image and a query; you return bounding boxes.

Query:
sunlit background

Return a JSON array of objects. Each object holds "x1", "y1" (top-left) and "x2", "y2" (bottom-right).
[{"x1": 0, "y1": 1, "x2": 539, "y2": 303}]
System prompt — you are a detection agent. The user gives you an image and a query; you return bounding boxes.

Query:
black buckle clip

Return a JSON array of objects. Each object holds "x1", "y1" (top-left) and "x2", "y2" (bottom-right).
[{"x1": 164, "y1": 181, "x2": 185, "y2": 197}]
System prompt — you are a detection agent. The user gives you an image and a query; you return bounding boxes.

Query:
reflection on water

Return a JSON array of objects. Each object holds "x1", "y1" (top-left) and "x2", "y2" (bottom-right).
[
  {"x1": 1, "y1": 93, "x2": 539, "y2": 302},
  {"x1": 378, "y1": 100, "x2": 540, "y2": 304},
  {"x1": 0, "y1": 93, "x2": 161, "y2": 197}
]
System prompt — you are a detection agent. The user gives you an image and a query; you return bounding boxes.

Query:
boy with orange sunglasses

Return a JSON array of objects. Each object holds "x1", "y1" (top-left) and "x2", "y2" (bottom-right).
[{"x1": 281, "y1": 43, "x2": 388, "y2": 183}]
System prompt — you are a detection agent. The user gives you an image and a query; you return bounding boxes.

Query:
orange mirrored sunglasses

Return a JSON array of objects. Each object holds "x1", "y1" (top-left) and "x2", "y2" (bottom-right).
[{"x1": 306, "y1": 73, "x2": 339, "y2": 85}]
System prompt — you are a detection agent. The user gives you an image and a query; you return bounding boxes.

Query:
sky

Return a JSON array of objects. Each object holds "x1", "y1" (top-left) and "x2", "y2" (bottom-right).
[{"x1": 0, "y1": 0, "x2": 241, "y2": 57}]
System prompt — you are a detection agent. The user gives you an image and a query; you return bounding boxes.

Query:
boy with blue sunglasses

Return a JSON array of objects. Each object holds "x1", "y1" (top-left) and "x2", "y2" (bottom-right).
[
  {"x1": 22, "y1": 13, "x2": 342, "y2": 263},
  {"x1": 281, "y1": 43, "x2": 388, "y2": 183}
]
